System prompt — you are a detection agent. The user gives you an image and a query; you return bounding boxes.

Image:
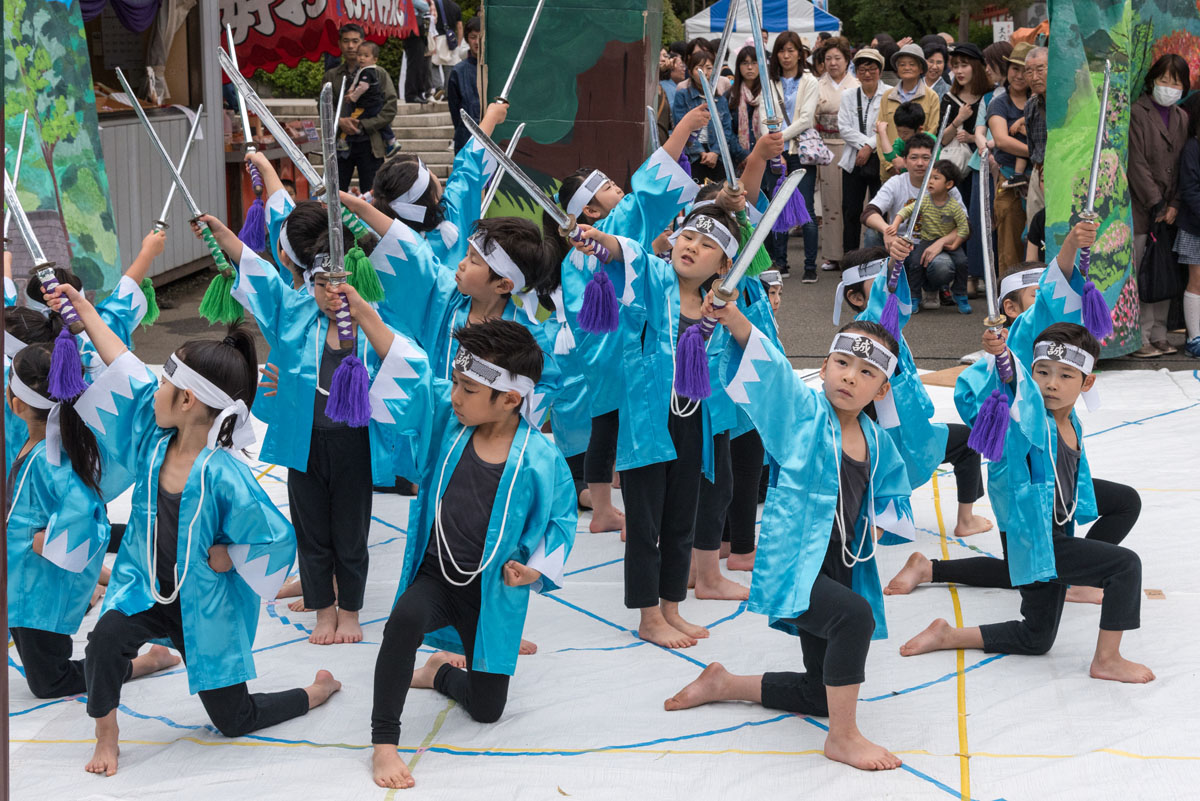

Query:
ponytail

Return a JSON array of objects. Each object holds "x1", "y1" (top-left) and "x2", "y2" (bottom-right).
[
  {"x1": 6, "y1": 306, "x2": 63, "y2": 345},
  {"x1": 542, "y1": 167, "x2": 603, "y2": 287},
  {"x1": 371, "y1": 155, "x2": 444, "y2": 233},
  {"x1": 11, "y1": 344, "x2": 103, "y2": 495},
  {"x1": 175, "y1": 323, "x2": 259, "y2": 448}
]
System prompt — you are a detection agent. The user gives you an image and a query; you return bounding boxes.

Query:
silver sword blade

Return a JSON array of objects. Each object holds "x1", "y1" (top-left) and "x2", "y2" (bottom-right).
[
  {"x1": 978, "y1": 162, "x2": 1001, "y2": 318},
  {"x1": 481, "y1": 122, "x2": 526, "y2": 217},
  {"x1": 497, "y1": 0, "x2": 547, "y2": 102},
  {"x1": 746, "y1": 0, "x2": 777, "y2": 122},
  {"x1": 156, "y1": 103, "x2": 205, "y2": 227},
  {"x1": 900, "y1": 108, "x2": 952, "y2": 242},
  {"x1": 334, "y1": 76, "x2": 347, "y2": 134},
  {"x1": 646, "y1": 105, "x2": 661, "y2": 153},
  {"x1": 4, "y1": 111, "x2": 30, "y2": 238},
  {"x1": 720, "y1": 167, "x2": 805, "y2": 293},
  {"x1": 711, "y1": 0, "x2": 741, "y2": 78},
  {"x1": 225, "y1": 24, "x2": 253, "y2": 145},
  {"x1": 319, "y1": 84, "x2": 345, "y2": 276},
  {"x1": 461, "y1": 111, "x2": 571, "y2": 230},
  {"x1": 115, "y1": 68, "x2": 203, "y2": 217},
  {"x1": 4, "y1": 168, "x2": 51, "y2": 266},
  {"x1": 1084, "y1": 60, "x2": 1112, "y2": 216},
  {"x1": 218, "y1": 48, "x2": 323, "y2": 190},
  {"x1": 698, "y1": 68, "x2": 739, "y2": 192}
]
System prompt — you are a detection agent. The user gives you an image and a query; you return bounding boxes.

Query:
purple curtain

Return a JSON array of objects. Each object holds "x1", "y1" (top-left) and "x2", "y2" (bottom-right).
[{"x1": 81, "y1": 0, "x2": 162, "y2": 32}]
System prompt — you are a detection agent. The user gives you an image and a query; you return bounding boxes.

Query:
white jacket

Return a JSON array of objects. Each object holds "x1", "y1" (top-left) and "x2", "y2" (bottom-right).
[
  {"x1": 759, "y1": 73, "x2": 819, "y2": 154},
  {"x1": 836, "y1": 82, "x2": 892, "y2": 173}
]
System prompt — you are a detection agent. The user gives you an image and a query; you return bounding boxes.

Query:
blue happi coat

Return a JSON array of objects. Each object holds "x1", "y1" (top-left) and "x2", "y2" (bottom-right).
[
  {"x1": 856, "y1": 266, "x2": 947, "y2": 489},
  {"x1": 75, "y1": 352, "x2": 297, "y2": 693},
  {"x1": 598, "y1": 237, "x2": 736, "y2": 477},
  {"x1": 719, "y1": 325, "x2": 915, "y2": 639},
  {"x1": 6, "y1": 440, "x2": 126, "y2": 635},
  {"x1": 368, "y1": 334, "x2": 577, "y2": 676},
  {"x1": 368, "y1": 217, "x2": 561, "y2": 428},
  {"x1": 955, "y1": 352, "x2": 1097, "y2": 586},
  {"x1": 229, "y1": 247, "x2": 397, "y2": 480},
  {"x1": 727, "y1": 275, "x2": 783, "y2": 441}
]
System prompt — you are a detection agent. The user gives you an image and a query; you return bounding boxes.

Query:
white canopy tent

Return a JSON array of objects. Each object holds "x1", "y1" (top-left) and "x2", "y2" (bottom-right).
[{"x1": 683, "y1": 0, "x2": 842, "y2": 70}]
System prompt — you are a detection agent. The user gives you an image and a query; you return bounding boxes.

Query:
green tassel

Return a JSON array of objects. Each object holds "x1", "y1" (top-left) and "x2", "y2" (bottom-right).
[
  {"x1": 139, "y1": 277, "x2": 160, "y2": 327},
  {"x1": 345, "y1": 244, "x2": 384, "y2": 303},
  {"x1": 739, "y1": 214, "x2": 772, "y2": 278},
  {"x1": 197, "y1": 271, "x2": 243, "y2": 325}
]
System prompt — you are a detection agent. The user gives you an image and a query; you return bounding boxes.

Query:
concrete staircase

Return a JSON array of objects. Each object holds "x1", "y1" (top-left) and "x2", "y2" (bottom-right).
[{"x1": 261, "y1": 98, "x2": 454, "y2": 183}]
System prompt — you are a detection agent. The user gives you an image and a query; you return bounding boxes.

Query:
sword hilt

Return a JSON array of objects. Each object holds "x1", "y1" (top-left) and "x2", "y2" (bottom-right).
[
  {"x1": 153, "y1": 220, "x2": 169, "y2": 232},
  {"x1": 985, "y1": 316, "x2": 1014, "y2": 383},
  {"x1": 340, "y1": 207, "x2": 370, "y2": 242},
  {"x1": 35, "y1": 266, "x2": 84, "y2": 334},
  {"x1": 1077, "y1": 210, "x2": 1098, "y2": 278},
  {"x1": 195, "y1": 218, "x2": 234, "y2": 278},
  {"x1": 564, "y1": 219, "x2": 612, "y2": 264},
  {"x1": 326, "y1": 269, "x2": 356, "y2": 346},
  {"x1": 246, "y1": 161, "x2": 264, "y2": 195}
]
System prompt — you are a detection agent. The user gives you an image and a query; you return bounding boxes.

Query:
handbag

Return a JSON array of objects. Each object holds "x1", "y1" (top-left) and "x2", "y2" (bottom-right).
[
  {"x1": 796, "y1": 127, "x2": 834, "y2": 166},
  {"x1": 938, "y1": 99, "x2": 972, "y2": 171},
  {"x1": 1137, "y1": 216, "x2": 1184, "y2": 303}
]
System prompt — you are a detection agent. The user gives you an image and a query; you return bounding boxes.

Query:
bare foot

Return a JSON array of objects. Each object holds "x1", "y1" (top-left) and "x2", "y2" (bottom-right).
[
  {"x1": 664, "y1": 663, "x2": 732, "y2": 711},
  {"x1": 637, "y1": 617, "x2": 697, "y2": 649},
  {"x1": 726, "y1": 551, "x2": 756, "y2": 571},
  {"x1": 275, "y1": 576, "x2": 302, "y2": 599},
  {"x1": 372, "y1": 744, "x2": 415, "y2": 789},
  {"x1": 1090, "y1": 655, "x2": 1155, "y2": 684},
  {"x1": 620, "y1": 528, "x2": 626, "y2": 543},
  {"x1": 589, "y1": 508, "x2": 625, "y2": 534},
  {"x1": 309, "y1": 606, "x2": 338, "y2": 645},
  {"x1": 824, "y1": 729, "x2": 903, "y2": 771},
  {"x1": 334, "y1": 609, "x2": 363, "y2": 644},
  {"x1": 899, "y1": 618, "x2": 954, "y2": 656},
  {"x1": 953, "y1": 515, "x2": 993, "y2": 538},
  {"x1": 519, "y1": 639, "x2": 538, "y2": 655},
  {"x1": 305, "y1": 669, "x2": 342, "y2": 708},
  {"x1": 694, "y1": 574, "x2": 750, "y2": 601},
  {"x1": 1066, "y1": 586, "x2": 1104, "y2": 605},
  {"x1": 85, "y1": 714, "x2": 120, "y2": 776},
  {"x1": 288, "y1": 598, "x2": 313, "y2": 613},
  {"x1": 662, "y1": 607, "x2": 709, "y2": 640},
  {"x1": 719, "y1": 542, "x2": 731, "y2": 559},
  {"x1": 130, "y1": 645, "x2": 181, "y2": 679},
  {"x1": 411, "y1": 651, "x2": 467, "y2": 689},
  {"x1": 884, "y1": 552, "x2": 932, "y2": 596}
]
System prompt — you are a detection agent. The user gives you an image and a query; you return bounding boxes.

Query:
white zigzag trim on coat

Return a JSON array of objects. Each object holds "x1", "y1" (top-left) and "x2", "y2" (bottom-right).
[
  {"x1": 616, "y1": 236, "x2": 640, "y2": 307},
  {"x1": 726, "y1": 325, "x2": 771, "y2": 405},
  {"x1": 376, "y1": 218, "x2": 422, "y2": 276},
  {"x1": 874, "y1": 499, "x2": 915, "y2": 541},
  {"x1": 468, "y1": 137, "x2": 499, "y2": 181},
  {"x1": 266, "y1": 188, "x2": 293, "y2": 222},
  {"x1": 40, "y1": 520, "x2": 94, "y2": 574},
  {"x1": 645, "y1": 147, "x2": 700, "y2": 202},
  {"x1": 75, "y1": 351, "x2": 151, "y2": 436},
  {"x1": 436, "y1": 219, "x2": 460, "y2": 250},
  {"x1": 369, "y1": 335, "x2": 422, "y2": 425},
  {"x1": 1046, "y1": 256, "x2": 1082, "y2": 315},
  {"x1": 114, "y1": 274, "x2": 148, "y2": 327},
  {"x1": 525, "y1": 535, "x2": 567, "y2": 593},
  {"x1": 231, "y1": 248, "x2": 273, "y2": 303},
  {"x1": 226, "y1": 544, "x2": 291, "y2": 600}
]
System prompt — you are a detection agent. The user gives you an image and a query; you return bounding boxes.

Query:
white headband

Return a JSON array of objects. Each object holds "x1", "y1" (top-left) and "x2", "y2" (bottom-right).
[
  {"x1": 829, "y1": 332, "x2": 898, "y2": 376},
  {"x1": 278, "y1": 220, "x2": 305, "y2": 271},
  {"x1": 759, "y1": 270, "x2": 783, "y2": 287},
  {"x1": 163, "y1": 353, "x2": 255, "y2": 452},
  {"x1": 832, "y1": 259, "x2": 887, "y2": 325},
  {"x1": 451, "y1": 347, "x2": 539, "y2": 424},
  {"x1": 565, "y1": 170, "x2": 609, "y2": 219},
  {"x1": 5, "y1": 331, "x2": 28, "y2": 360},
  {"x1": 9, "y1": 369, "x2": 63, "y2": 466},
  {"x1": 670, "y1": 214, "x2": 739, "y2": 260},
  {"x1": 998, "y1": 267, "x2": 1043, "y2": 302},
  {"x1": 389, "y1": 160, "x2": 432, "y2": 223},
  {"x1": 469, "y1": 233, "x2": 540, "y2": 324},
  {"x1": 1032, "y1": 339, "x2": 1101, "y2": 411}
]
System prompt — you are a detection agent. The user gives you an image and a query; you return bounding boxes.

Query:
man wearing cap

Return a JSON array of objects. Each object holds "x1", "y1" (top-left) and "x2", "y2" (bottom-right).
[
  {"x1": 838, "y1": 47, "x2": 892, "y2": 253},
  {"x1": 875, "y1": 43, "x2": 942, "y2": 183}
]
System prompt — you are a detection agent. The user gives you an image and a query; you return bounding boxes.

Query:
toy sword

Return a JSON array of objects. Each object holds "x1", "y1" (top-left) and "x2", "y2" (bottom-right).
[
  {"x1": 886, "y1": 109, "x2": 950, "y2": 293},
  {"x1": 1070, "y1": 59, "x2": 1115, "y2": 340},
  {"x1": 3, "y1": 168, "x2": 83, "y2": 333},
  {"x1": 226, "y1": 25, "x2": 262, "y2": 195},
  {"x1": 746, "y1": 0, "x2": 782, "y2": 169},
  {"x1": 319, "y1": 83, "x2": 355, "y2": 348},
  {"x1": 495, "y1": 0, "x2": 546, "y2": 104},
  {"x1": 462, "y1": 111, "x2": 613, "y2": 264},
  {"x1": 978, "y1": 162, "x2": 1014, "y2": 382},
  {"x1": 4, "y1": 111, "x2": 29, "y2": 240},
  {"x1": 711, "y1": 0, "x2": 741, "y2": 79},
  {"x1": 480, "y1": 122, "x2": 526, "y2": 218},
  {"x1": 697, "y1": 68, "x2": 740, "y2": 193},
  {"x1": 646, "y1": 105, "x2": 661, "y2": 153},
  {"x1": 217, "y1": 48, "x2": 371, "y2": 241},
  {"x1": 153, "y1": 103, "x2": 205, "y2": 231}
]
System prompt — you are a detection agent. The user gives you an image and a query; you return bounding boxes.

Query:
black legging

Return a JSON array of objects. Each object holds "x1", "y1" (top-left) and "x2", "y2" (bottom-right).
[
  {"x1": 931, "y1": 478, "x2": 1141, "y2": 588},
  {"x1": 694, "y1": 433, "x2": 732, "y2": 552},
  {"x1": 944, "y1": 423, "x2": 984, "y2": 505},
  {"x1": 371, "y1": 558, "x2": 510, "y2": 745},
  {"x1": 722, "y1": 430, "x2": 763, "y2": 554},
  {"x1": 584, "y1": 409, "x2": 619, "y2": 485}
]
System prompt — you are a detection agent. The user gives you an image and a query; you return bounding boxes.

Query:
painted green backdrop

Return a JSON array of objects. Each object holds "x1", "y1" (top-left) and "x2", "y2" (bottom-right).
[
  {"x1": 5, "y1": 0, "x2": 121, "y2": 291},
  {"x1": 1045, "y1": 0, "x2": 1200, "y2": 357}
]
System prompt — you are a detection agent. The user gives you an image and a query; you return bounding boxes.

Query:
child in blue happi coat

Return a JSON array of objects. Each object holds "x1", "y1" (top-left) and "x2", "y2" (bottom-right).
[
  {"x1": 6, "y1": 343, "x2": 180, "y2": 700},
  {"x1": 324, "y1": 292, "x2": 574, "y2": 790},
  {"x1": 663, "y1": 306, "x2": 914, "y2": 772},
  {"x1": 900, "y1": 323, "x2": 1153, "y2": 685},
  {"x1": 44, "y1": 285, "x2": 341, "y2": 778}
]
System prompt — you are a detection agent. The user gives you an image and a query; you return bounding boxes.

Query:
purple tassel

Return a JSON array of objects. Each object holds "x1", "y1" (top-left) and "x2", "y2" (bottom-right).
[
  {"x1": 771, "y1": 169, "x2": 791, "y2": 233},
  {"x1": 967, "y1": 389, "x2": 1011, "y2": 462},
  {"x1": 325, "y1": 353, "x2": 372, "y2": 427},
  {"x1": 577, "y1": 269, "x2": 619, "y2": 333},
  {"x1": 678, "y1": 150, "x2": 692, "y2": 178},
  {"x1": 1081, "y1": 281, "x2": 1114, "y2": 340},
  {"x1": 771, "y1": 167, "x2": 813, "y2": 233},
  {"x1": 238, "y1": 197, "x2": 267, "y2": 253},
  {"x1": 673, "y1": 323, "x2": 712, "y2": 401},
  {"x1": 49, "y1": 327, "x2": 88, "y2": 401},
  {"x1": 880, "y1": 293, "x2": 901, "y2": 340}
]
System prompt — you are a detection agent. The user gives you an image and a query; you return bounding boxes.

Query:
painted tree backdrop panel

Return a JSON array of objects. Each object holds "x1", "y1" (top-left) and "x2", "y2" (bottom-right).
[
  {"x1": 5, "y1": 0, "x2": 121, "y2": 292},
  {"x1": 1046, "y1": 0, "x2": 1200, "y2": 357}
]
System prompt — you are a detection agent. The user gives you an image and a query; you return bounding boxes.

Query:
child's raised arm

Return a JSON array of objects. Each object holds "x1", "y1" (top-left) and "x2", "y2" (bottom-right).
[
  {"x1": 330, "y1": 282, "x2": 395, "y2": 358},
  {"x1": 663, "y1": 104, "x2": 711, "y2": 161},
  {"x1": 246, "y1": 151, "x2": 285, "y2": 200},
  {"x1": 191, "y1": 214, "x2": 244, "y2": 266},
  {"x1": 123, "y1": 230, "x2": 167, "y2": 286},
  {"x1": 739, "y1": 132, "x2": 785, "y2": 202},
  {"x1": 1055, "y1": 217, "x2": 1098, "y2": 280},
  {"x1": 46, "y1": 284, "x2": 125, "y2": 367},
  {"x1": 340, "y1": 190, "x2": 394, "y2": 237}
]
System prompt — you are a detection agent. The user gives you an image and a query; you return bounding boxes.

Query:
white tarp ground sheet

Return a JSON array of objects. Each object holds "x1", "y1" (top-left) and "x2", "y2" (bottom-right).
[{"x1": 9, "y1": 368, "x2": 1200, "y2": 800}]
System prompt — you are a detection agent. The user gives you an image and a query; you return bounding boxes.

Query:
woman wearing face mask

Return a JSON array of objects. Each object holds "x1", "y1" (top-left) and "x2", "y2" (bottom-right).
[{"x1": 1128, "y1": 54, "x2": 1191, "y2": 358}]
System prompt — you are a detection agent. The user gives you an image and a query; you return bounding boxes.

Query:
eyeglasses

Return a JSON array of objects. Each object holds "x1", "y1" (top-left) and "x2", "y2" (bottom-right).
[
  {"x1": 1024, "y1": 64, "x2": 1047, "y2": 76},
  {"x1": 855, "y1": 63, "x2": 881, "y2": 72}
]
